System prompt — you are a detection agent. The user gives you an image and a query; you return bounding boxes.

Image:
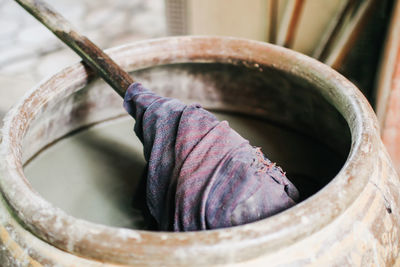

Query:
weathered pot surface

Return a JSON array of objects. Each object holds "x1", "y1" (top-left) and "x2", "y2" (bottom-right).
[{"x1": 0, "y1": 36, "x2": 399, "y2": 266}]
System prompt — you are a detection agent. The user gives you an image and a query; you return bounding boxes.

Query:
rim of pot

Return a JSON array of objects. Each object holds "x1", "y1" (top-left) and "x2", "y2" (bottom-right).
[{"x1": 0, "y1": 36, "x2": 379, "y2": 265}]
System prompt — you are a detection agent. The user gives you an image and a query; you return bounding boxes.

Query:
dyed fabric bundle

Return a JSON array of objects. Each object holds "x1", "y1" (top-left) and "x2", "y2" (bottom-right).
[{"x1": 124, "y1": 83, "x2": 299, "y2": 231}]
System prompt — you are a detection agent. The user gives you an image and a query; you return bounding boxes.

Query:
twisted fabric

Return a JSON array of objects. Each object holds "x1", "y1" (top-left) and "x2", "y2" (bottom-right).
[{"x1": 124, "y1": 82, "x2": 299, "y2": 231}]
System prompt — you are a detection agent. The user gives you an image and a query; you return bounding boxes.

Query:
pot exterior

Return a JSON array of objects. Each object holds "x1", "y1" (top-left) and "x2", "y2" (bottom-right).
[{"x1": 0, "y1": 37, "x2": 399, "y2": 266}]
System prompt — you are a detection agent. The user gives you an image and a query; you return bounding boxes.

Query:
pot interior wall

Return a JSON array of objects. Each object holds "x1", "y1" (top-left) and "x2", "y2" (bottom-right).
[{"x1": 23, "y1": 62, "x2": 351, "y2": 229}]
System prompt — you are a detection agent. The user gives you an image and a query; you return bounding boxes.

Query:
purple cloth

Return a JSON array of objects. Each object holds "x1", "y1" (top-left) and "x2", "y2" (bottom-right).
[{"x1": 124, "y1": 83, "x2": 299, "y2": 231}]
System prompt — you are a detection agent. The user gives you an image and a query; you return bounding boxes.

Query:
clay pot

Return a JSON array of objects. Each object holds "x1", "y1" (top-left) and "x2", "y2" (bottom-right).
[{"x1": 0, "y1": 36, "x2": 399, "y2": 266}]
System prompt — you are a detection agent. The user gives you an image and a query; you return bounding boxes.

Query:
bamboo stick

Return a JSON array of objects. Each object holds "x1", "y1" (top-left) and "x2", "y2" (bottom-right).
[
  {"x1": 268, "y1": 0, "x2": 278, "y2": 43},
  {"x1": 324, "y1": 0, "x2": 378, "y2": 69},
  {"x1": 276, "y1": 0, "x2": 305, "y2": 48},
  {"x1": 312, "y1": 0, "x2": 356, "y2": 60},
  {"x1": 15, "y1": 0, "x2": 134, "y2": 98}
]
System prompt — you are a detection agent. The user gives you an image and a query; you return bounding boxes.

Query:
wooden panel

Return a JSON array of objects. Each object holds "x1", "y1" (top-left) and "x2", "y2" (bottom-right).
[
  {"x1": 187, "y1": 0, "x2": 268, "y2": 41},
  {"x1": 376, "y1": 0, "x2": 400, "y2": 174}
]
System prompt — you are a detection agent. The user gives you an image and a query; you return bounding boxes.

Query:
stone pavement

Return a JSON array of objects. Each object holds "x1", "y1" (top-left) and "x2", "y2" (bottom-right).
[{"x1": 0, "y1": 0, "x2": 166, "y2": 128}]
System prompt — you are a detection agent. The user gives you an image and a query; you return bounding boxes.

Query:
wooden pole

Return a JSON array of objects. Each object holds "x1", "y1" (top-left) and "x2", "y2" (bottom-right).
[
  {"x1": 324, "y1": 0, "x2": 378, "y2": 70},
  {"x1": 268, "y1": 0, "x2": 278, "y2": 44},
  {"x1": 14, "y1": 0, "x2": 134, "y2": 98},
  {"x1": 312, "y1": 0, "x2": 356, "y2": 61},
  {"x1": 276, "y1": 0, "x2": 305, "y2": 48}
]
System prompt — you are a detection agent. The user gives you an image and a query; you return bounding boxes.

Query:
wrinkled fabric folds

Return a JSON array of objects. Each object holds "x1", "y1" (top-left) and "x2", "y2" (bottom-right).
[{"x1": 124, "y1": 82, "x2": 299, "y2": 231}]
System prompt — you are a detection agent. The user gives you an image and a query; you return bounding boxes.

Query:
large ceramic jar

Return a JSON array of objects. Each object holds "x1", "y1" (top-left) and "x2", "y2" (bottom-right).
[{"x1": 0, "y1": 37, "x2": 399, "y2": 266}]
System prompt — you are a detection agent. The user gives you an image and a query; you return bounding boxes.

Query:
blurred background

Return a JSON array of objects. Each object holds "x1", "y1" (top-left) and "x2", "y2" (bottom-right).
[{"x1": 0, "y1": 0, "x2": 395, "y2": 127}]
